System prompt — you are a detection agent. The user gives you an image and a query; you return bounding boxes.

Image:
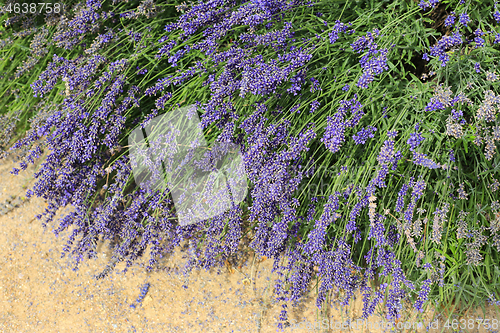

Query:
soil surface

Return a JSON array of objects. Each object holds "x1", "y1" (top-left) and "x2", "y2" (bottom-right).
[{"x1": 0, "y1": 157, "x2": 498, "y2": 333}]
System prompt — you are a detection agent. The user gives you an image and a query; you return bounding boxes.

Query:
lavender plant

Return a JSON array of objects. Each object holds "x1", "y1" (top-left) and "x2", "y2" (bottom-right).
[{"x1": 1, "y1": 0, "x2": 500, "y2": 329}]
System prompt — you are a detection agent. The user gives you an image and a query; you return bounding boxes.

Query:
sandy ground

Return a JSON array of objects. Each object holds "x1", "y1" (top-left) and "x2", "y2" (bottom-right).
[{"x1": 0, "y1": 157, "x2": 498, "y2": 333}]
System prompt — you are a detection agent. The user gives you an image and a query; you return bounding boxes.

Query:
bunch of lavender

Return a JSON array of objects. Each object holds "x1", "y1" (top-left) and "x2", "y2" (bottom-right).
[
  {"x1": 1, "y1": 0, "x2": 500, "y2": 329},
  {"x1": 130, "y1": 282, "x2": 151, "y2": 308}
]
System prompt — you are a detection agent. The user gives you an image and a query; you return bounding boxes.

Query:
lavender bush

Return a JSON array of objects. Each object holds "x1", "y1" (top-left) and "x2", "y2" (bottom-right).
[{"x1": 1, "y1": 0, "x2": 500, "y2": 328}]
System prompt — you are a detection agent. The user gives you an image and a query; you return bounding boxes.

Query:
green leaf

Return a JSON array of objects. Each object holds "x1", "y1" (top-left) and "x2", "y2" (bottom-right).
[{"x1": 485, "y1": 254, "x2": 491, "y2": 281}]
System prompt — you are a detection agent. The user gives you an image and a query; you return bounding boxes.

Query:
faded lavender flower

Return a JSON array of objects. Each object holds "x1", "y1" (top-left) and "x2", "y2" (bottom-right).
[
  {"x1": 430, "y1": 203, "x2": 450, "y2": 244},
  {"x1": 487, "y1": 71, "x2": 498, "y2": 82},
  {"x1": 457, "y1": 182, "x2": 468, "y2": 200}
]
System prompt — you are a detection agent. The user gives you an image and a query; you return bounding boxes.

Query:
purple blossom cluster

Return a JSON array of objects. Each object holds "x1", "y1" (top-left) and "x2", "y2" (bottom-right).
[
  {"x1": 475, "y1": 62, "x2": 481, "y2": 73},
  {"x1": 321, "y1": 95, "x2": 364, "y2": 153},
  {"x1": 474, "y1": 29, "x2": 485, "y2": 48},
  {"x1": 407, "y1": 132, "x2": 425, "y2": 151},
  {"x1": 130, "y1": 282, "x2": 151, "y2": 308},
  {"x1": 430, "y1": 203, "x2": 450, "y2": 245},
  {"x1": 395, "y1": 182, "x2": 409, "y2": 214},
  {"x1": 495, "y1": 9, "x2": 500, "y2": 23},
  {"x1": 427, "y1": 30, "x2": 463, "y2": 67},
  {"x1": 444, "y1": 13, "x2": 456, "y2": 28},
  {"x1": 2, "y1": 0, "x2": 500, "y2": 328},
  {"x1": 352, "y1": 126, "x2": 376, "y2": 145},
  {"x1": 351, "y1": 29, "x2": 389, "y2": 88},
  {"x1": 309, "y1": 100, "x2": 320, "y2": 113},
  {"x1": 5, "y1": 0, "x2": 324, "y2": 284},
  {"x1": 418, "y1": 0, "x2": 439, "y2": 11},
  {"x1": 328, "y1": 20, "x2": 351, "y2": 44},
  {"x1": 403, "y1": 178, "x2": 426, "y2": 226},
  {"x1": 414, "y1": 279, "x2": 432, "y2": 312},
  {"x1": 459, "y1": 12, "x2": 470, "y2": 27},
  {"x1": 413, "y1": 152, "x2": 441, "y2": 169}
]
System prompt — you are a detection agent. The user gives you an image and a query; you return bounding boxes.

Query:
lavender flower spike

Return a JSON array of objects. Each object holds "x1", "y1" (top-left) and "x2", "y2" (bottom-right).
[{"x1": 128, "y1": 104, "x2": 248, "y2": 226}]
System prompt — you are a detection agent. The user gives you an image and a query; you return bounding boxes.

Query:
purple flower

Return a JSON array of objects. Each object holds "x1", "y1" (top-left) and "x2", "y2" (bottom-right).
[
  {"x1": 322, "y1": 113, "x2": 346, "y2": 153},
  {"x1": 315, "y1": 240, "x2": 358, "y2": 308},
  {"x1": 347, "y1": 195, "x2": 369, "y2": 234},
  {"x1": 412, "y1": 152, "x2": 441, "y2": 169},
  {"x1": 474, "y1": 62, "x2": 481, "y2": 73},
  {"x1": 494, "y1": 10, "x2": 500, "y2": 23},
  {"x1": 446, "y1": 149, "x2": 455, "y2": 163},
  {"x1": 459, "y1": 12, "x2": 470, "y2": 27},
  {"x1": 418, "y1": 0, "x2": 431, "y2": 11},
  {"x1": 328, "y1": 20, "x2": 350, "y2": 44},
  {"x1": 377, "y1": 139, "x2": 395, "y2": 165},
  {"x1": 304, "y1": 194, "x2": 341, "y2": 260},
  {"x1": 352, "y1": 126, "x2": 377, "y2": 145},
  {"x1": 395, "y1": 182, "x2": 409, "y2": 213},
  {"x1": 494, "y1": 33, "x2": 500, "y2": 44},
  {"x1": 391, "y1": 150, "x2": 402, "y2": 171},
  {"x1": 368, "y1": 214, "x2": 387, "y2": 246},
  {"x1": 309, "y1": 77, "x2": 322, "y2": 92},
  {"x1": 136, "y1": 66, "x2": 148, "y2": 75},
  {"x1": 407, "y1": 132, "x2": 425, "y2": 151},
  {"x1": 322, "y1": 96, "x2": 364, "y2": 152},
  {"x1": 357, "y1": 71, "x2": 374, "y2": 89},
  {"x1": 310, "y1": 100, "x2": 321, "y2": 113},
  {"x1": 424, "y1": 99, "x2": 445, "y2": 112},
  {"x1": 488, "y1": 294, "x2": 500, "y2": 306},
  {"x1": 387, "y1": 130, "x2": 398, "y2": 139},
  {"x1": 414, "y1": 279, "x2": 432, "y2": 312},
  {"x1": 451, "y1": 108, "x2": 463, "y2": 121},
  {"x1": 351, "y1": 29, "x2": 388, "y2": 88},
  {"x1": 427, "y1": 30, "x2": 462, "y2": 67},
  {"x1": 403, "y1": 178, "x2": 426, "y2": 226},
  {"x1": 444, "y1": 14, "x2": 455, "y2": 27}
]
